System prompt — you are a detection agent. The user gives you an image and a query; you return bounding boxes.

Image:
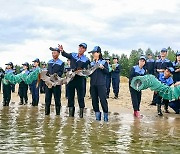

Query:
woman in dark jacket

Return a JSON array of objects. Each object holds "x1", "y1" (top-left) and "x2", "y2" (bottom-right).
[
  {"x1": 129, "y1": 56, "x2": 146, "y2": 118},
  {"x1": 89, "y1": 46, "x2": 109, "y2": 122}
]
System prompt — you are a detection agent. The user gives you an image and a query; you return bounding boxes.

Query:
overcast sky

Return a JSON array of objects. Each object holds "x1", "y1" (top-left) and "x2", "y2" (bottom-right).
[{"x1": 0, "y1": 0, "x2": 180, "y2": 68}]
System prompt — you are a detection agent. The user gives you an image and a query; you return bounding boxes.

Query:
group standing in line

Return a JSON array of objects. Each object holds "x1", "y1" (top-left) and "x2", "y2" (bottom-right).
[{"x1": 1, "y1": 45, "x2": 180, "y2": 121}]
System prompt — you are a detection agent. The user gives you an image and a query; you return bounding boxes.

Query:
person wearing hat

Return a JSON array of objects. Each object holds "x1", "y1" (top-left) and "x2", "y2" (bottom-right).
[
  {"x1": 40, "y1": 62, "x2": 47, "y2": 94},
  {"x1": 45, "y1": 48, "x2": 64, "y2": 115},
  {"x1": 169, "y1": 51, "x2": 180, "y2": 114},
  {"x1": 154, "y1": 48, "x2": 173, "y2": 77},
  {"x1": 88, "y1": 46, "x2": 109, "y2": 121},
  {"x1": 105, "y1": 57, "x2": 112, "y2": 98},
  {"x1": 111, "y1": 56, "x2": 121, "y2": 99},
  {"x1": 2, "y1": 62, "x2": 14, "y2": 106},
  {"x1": 156, "y1": 67, "x2": 174, "y2": 116},
  {"x1": 58, "y1": 43, "x2": 90, "y2": 118},
  {"x1": 18, "y1": 62, "x2": 30, "y2": 105},
  {"x1": 129, "y1": 56, "x2": 146, "y2": 118},
  {"x1": 146, "y1": 53, "x2": 155, "y2": 75},
  {"x1": 152, "y1": 48, "x2": 173, "y2": 106},
  {"x1": 30, "y1": 58, "x2": 40, "y2": 106}
]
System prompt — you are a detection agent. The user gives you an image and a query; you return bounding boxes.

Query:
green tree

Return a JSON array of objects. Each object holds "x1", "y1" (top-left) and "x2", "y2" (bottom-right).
[{"x1": 119, "y1": 54, "x2": 129, "y2": 77}]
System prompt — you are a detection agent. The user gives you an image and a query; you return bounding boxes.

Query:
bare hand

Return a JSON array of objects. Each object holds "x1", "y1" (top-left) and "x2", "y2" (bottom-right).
[
  {"x1": 174, "y1": 81, "x2": 180, "y2": 87},
  {"x1": 99, "y1": 64, "x2": 104, "y2": 69},
  {"x1": 58, "y1": 44, "x2": 63, "y2": 52}
]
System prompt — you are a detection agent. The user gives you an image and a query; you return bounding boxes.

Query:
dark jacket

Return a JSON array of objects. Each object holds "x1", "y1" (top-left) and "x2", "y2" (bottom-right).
[
  {"x1": 47, "y1": 59, "x2": 64, "y2": 77},
  {"x1": 61, "y1": 51, "x2": 90, "y2": 71},
  {"x1": 111, "y1": 64, "x2": 121, "y2": 79},
  {"x1": 154, "y1": 58, "x2": 172, "y2": 77},
  {"x1": 146, "y1": 59, "x2": 155, "y2": 74},
  {"x1": 90, "y1": 59, "x2": 109, "y2": 86},
  {"x1": 173, "y1": 61, "x2": 180, "y2": 83},
  {"x1": 129, "y1": 65, "x2": 146, "y2": 85}
]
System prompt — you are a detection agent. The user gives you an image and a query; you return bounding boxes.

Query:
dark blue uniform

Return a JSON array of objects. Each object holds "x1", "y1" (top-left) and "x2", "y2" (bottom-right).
[
  {"x1": 19, "y1": 70, "x2": 29, "y2": 105},
  {"x1": 154, "y1": 58, "x2": 173, "y2": 77},
  {"x1": 3, "y1": 69, "x2": 14, "y2": 106},
  {"x1": 30, "y1": 67, "x2": 40, "y2": 106},
  {"x1": 156, "y1": 73, "x2": 174, "y2": 115},
  {"x1": 169, "y1": 61, "x2": 180, "y2": 114},
  {"x1": 172, "y1": 61, "x2": 180, "y2": 83},
  {"x1": 90, "y1": 59, "x2": 109, "y2": 121},
  {"x1": 62, "y1": 51, "x2": 90, "y2": 117},
  {"x1": 106, "y1": 63, "x2": 112, "y2": 98},
  {"x1": 45, "y1": 59, "x2": 64, "y2": 115},
  {"x1": 152, "y1": 58, "x2": 173, "y2": 104},
  {"x1": 129, "y1": 65, "x2": 146, "y2": 111},
  {"x1": 146, "y1": 59, "x2": 155, "y2": 75},
  {"x1": 112, "y1": 63, "x2": 121, "y2": 98}
]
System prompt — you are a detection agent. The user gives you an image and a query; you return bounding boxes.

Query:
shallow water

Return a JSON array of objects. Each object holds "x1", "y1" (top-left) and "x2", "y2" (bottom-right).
[{"x1": 0, "y1": 104, "x2": 179, "y2": 154}]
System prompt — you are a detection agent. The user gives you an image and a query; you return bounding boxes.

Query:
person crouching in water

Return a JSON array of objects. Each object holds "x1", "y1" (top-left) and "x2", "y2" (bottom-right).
[
  {"x1": 88, "y1": 46, "x2": 109, "y2": 122},
  {"x1": 3, "y1": 62, "x2": 14, "y2": 106},
  {"x1": 156, "y1": 67, "x2": 174, "y2": 116},
  {"x1": 19, "y1": 62, "x2": 29, "y2": 105},
  {"x1": 129, "y1": 56, "x2": 146, "y2": 118},
  {"x1": 31, "y1": 58, "x2": 40, "y2": 106}
]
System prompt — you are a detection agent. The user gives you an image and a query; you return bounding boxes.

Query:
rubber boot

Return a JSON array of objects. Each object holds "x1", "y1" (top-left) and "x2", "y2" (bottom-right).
[
  {"x1": 95, "y1": 112, "x2": 101, "y2": 121},
  {"x1": 114, "y1": 94, "x2": 118, "y2": 99},
  {"x1": 56, "y1": 106, "x2": 61, "y2": 115},
  {"x1": 69, "y1": 107, "x2": 75, "y2": 117},
  {"x1": 6, "y1": 101, "x2": 9, "y2": 106},
  {"x1": 157, "y1": 104, "x2": 163, "y2": 116},
  {"x1": 104, "y1": 112, "x2": 108, "y2": 122},
  {"x1": 19, "y1": 98, "x2": 23, "y2": 105},
  {"x1": 134, "y1": 111, "x2": 141, "y2": 118},
  {"x1": 79, "y1": 108, "x2": 84, "y2": 118},
  {"x1": 3, "y1": 101, "x2": 6, "y2": 106},
  {"x1": 164, "y1": 104, "x2": 169, "y2": 113},
  {"x1": 45, "y1": 105, "x2": 50, "y2": 115}
]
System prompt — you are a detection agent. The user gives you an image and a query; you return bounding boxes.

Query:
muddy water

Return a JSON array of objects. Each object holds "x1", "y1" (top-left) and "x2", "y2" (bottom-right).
[{"x1": 0, "y1": 104, "x2": 179, "y2": 154}]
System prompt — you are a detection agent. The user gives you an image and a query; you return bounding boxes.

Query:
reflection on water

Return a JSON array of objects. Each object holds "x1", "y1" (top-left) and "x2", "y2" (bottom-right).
[{"x1": 0, "y1": 104, "x2": 180, "y2": 153}]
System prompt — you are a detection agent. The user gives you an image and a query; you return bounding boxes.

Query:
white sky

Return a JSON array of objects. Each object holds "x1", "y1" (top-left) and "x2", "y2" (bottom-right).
[{"x1": 0, "y1": 0, "x2": 180, "y2": 68}]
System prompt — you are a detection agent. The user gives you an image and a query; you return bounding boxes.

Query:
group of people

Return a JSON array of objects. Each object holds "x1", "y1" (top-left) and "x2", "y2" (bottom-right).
[
  {"x1": 129, "y1": 48, "x2": 180, "y2": 117},
  {"x1": 1, "y1": 44, "x2": 180, "y2": 121}
]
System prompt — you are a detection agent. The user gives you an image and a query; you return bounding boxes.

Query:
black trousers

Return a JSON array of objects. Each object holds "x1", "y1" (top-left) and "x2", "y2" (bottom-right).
[
  {"x1": 3, "y1": 84, "x2": 11, "y2": 103},
  {"x1": 19, "y1": 82, "x2": 28, "y2": 103},
  {"x1": 106, "y1": 76, "x2": 111, "y2": 96},
  {"x1": 45, "y1": 85, "x2": 61, "y2": 107},
  {"x1": 68, "y1": 76, "x2": 85, "y2": 108},
  {"x1": 90, "y1": 84, "x2": 108, "y2": 113},
  {"x1": 112, "y1": 77, "x2": 120, "y2": 95},
  {"x1": 129, "y1": 87, "x2": 142, "y2": 111},
  {"x1": 40, "y1": 79, "x2": 46, "y2": 93},
  {"x1": 156, "y1": 93, "x2": 169, "y2": 107},
  {"x1": 11, "y1": 84, "x2": 15, "y2": 92}
]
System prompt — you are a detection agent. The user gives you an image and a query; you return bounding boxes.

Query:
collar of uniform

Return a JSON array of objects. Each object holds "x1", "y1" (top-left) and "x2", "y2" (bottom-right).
[
  {"x1": 91, "y1": 59, "x2": 106, "y2": 66},
  {"x1": 147, "y1": 59, "x2": 154, "y2": 62},
  {"x1": 133, "y1": 65, "x2": 145, "y2": 75},
  {"x1": 48, "y1": 58, "x2": 63, "y2": 66},
  {"x1": 159, "y1": 73, "x2": 173, "y2": 86},
  {"x1": 71, "y1": 53, "x2": 88, "y2": 63},
  {"x1": 5, "y1": 69, "x2": 14, "y2": 74}
]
